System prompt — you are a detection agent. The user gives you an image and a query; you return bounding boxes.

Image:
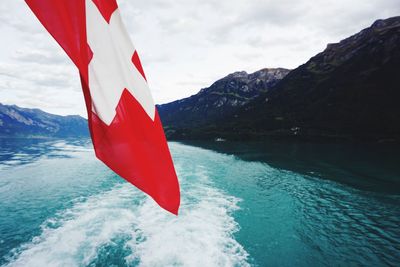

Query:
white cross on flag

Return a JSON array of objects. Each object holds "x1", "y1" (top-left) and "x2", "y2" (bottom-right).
[{"x1": 25, "y1": 0, "x2": 180, "y2": 214}]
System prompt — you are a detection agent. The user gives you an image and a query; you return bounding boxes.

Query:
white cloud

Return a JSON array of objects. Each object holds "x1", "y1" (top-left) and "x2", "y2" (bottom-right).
[{"x1": 0, "y1": 0, "x2": 399, "y2": 116}]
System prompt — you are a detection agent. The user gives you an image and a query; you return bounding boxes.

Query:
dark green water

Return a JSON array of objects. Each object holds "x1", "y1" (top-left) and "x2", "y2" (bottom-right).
[{"x1": 0, "y1": 138, "x2": 399, "y2": 266}]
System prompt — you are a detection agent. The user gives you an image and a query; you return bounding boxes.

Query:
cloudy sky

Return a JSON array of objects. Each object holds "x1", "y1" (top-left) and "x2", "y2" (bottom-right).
[{"x1": 0, "y1": 0, "x2": 399, "y2": 116}]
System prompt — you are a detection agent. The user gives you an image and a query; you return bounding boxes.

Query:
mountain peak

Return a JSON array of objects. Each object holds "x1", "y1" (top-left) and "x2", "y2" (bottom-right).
[
  {"x1": 227, "y1": 71, "x2": 248, "y2": 78},
  {"x1": 325, "y1": 16, "x2": 400, "y2": 52},
  {"x1": 371, "y1": 16, "x2": 400, "y2": 30},
  {"x1": 158, "y1": 67, "x2": 290, "y2": 130},
  {"x1": 307, "y1": 16, "x2": 400, "y2": 75}
]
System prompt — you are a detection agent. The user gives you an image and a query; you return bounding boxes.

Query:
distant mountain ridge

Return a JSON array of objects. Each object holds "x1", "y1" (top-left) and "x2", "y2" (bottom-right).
[
  {"x1": 0, "y1": 103, "x2": 89, "y2": 138},
  {"x1": 3, "y1": 17, "x2": 399, "y2": 142},
  {"x1": 158, "y1": 68, "x2": 290, "y2": 134},
  {"x1": 160, "y1": 16, "x2": 400, "y2": 141}
]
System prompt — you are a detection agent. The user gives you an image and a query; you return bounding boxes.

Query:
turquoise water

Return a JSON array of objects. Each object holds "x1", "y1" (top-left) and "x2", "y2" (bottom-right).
[{"x1": 0, "y1": 138, "x2": 399, "y2": 266}]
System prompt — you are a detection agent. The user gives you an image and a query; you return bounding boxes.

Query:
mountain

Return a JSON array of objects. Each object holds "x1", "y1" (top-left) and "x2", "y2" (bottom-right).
[
  {"x1": 162, "y1": 17, "x2": 400, "y2": 141},
  {"x1": 158, "y1": 68, "x2": 290, "y2": 136},
  {"x1": 0, "y1": 103, "x2": 89, "y2": 138}
]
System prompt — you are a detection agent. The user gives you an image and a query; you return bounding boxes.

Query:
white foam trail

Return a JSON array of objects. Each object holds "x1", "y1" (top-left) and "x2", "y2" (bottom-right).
[
  {"x1": 4, "y1": 185, "x2": 141, "y2": 267},
  {"x1": 126, "y1": 186, "x2": 248, "y2": 266},
  {"x1": 4, "y1": 166, "x2": 249, "y2": 267}
]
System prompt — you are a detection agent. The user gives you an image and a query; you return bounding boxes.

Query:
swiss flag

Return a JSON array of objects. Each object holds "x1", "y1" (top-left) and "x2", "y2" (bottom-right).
[{"x1": 25, "y1": 0, "x2": 180, "y2": 214}]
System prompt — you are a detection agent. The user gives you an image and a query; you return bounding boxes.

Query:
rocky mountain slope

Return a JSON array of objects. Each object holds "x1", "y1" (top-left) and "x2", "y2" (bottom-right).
[
  {"x1": 164, "y1": 16, "x2": 400, "y2": 141},
  {"x1": 0, "y1": 103, "x2": 89, "y2": 138},
  {"x1": 158, "y1": 68, "x2": 289, "y2": 135}
]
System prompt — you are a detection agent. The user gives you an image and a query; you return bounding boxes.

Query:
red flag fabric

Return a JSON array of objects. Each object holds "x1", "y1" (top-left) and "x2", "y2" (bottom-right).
[{"x1": 25, "y1": 0, "x2": 180, "y2": 214}]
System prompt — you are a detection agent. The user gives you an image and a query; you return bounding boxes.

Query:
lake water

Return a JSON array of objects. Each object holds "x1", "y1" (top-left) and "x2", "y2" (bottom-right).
[{"x1": 0, "y1": 138, "x2": 399, "y2": 266}]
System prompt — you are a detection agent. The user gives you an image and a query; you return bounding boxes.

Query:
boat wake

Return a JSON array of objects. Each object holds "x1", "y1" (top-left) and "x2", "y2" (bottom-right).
[{"x1": 4, "y1": 164, "x2": 249, "y2": 267}]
